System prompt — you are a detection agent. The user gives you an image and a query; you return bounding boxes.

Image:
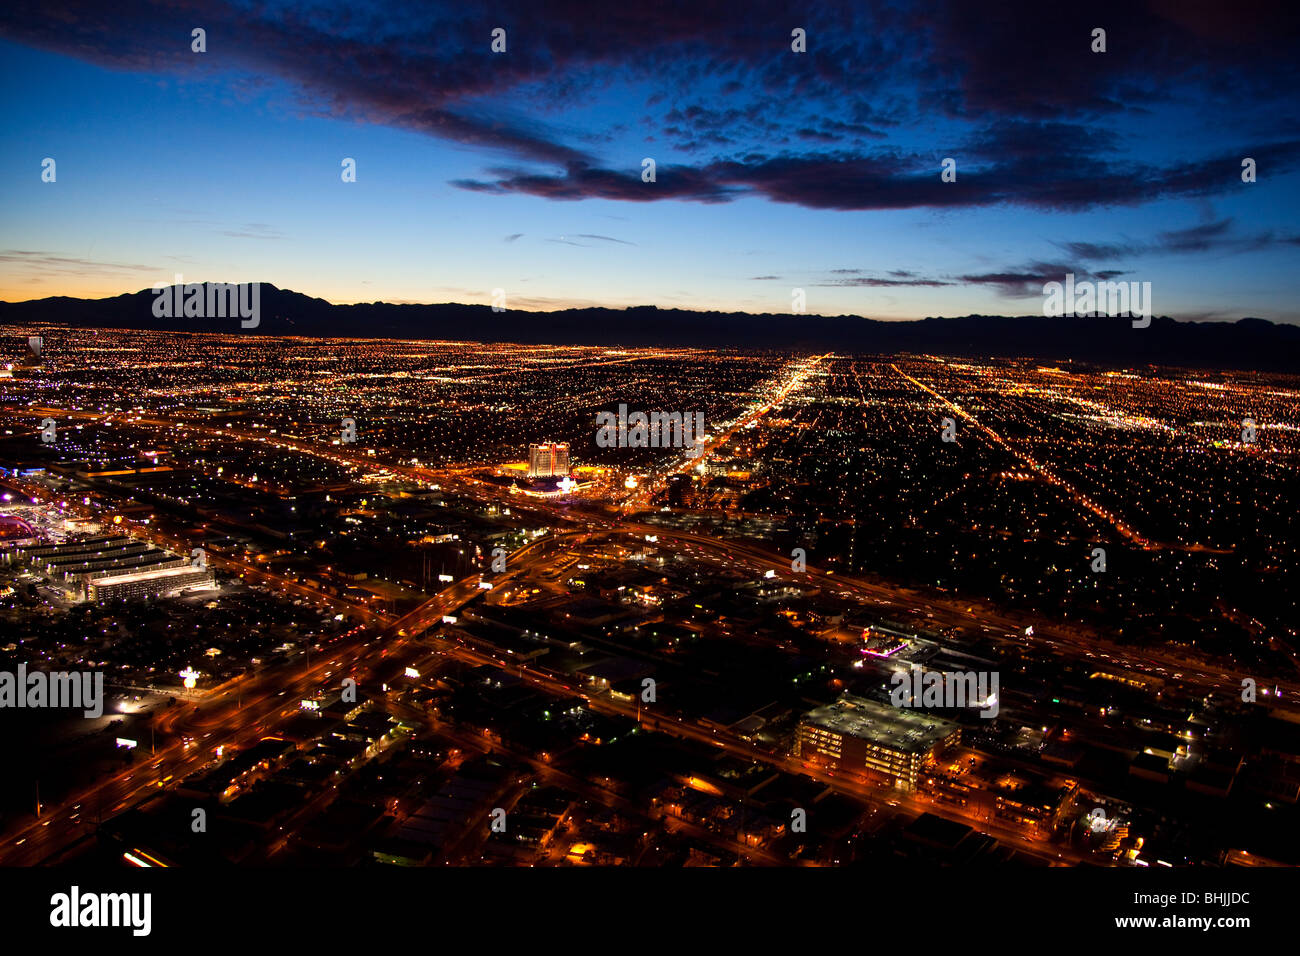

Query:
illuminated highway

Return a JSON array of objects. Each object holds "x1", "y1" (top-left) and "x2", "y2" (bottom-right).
[{"x1": 1, "y1": 391, "x2": 1290, "y2": 868}]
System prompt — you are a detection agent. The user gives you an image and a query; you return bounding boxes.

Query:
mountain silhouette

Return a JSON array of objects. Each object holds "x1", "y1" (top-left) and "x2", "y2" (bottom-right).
[{"x1": 2, "y1": 284, "x2": 1295, "y2": 372}]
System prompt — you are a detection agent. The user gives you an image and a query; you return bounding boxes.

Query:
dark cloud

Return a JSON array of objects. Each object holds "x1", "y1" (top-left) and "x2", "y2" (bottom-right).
[
  {"x1": 398, "y1": 109, "x2": 591, "y2": 167},
  {"x1": 959, "y1": 262, "x2": 1121, "y2": 298},
  {"x1": 921, "y1": 0, "x2": 1300, "y2": 120},
  {"x1": 1058, "y1": 240, "x2": 1139, "y2": 261},
  {"x1": 3, "y1": 0, "x2": 1297, "y2": 215},
  {"x1": 453, "y1": 162, "x2": 739, "y2": 203},
  {"x1": 573, "y1": 234, "x2": 636, "y2": 245},
  {"x1": 1157, "y1": 219, "x2": 1234, "y2": 252},
  {"x1": 540, "y1": 233, "x2": 637, "y2": 248},
  {"x1": 818, "y1": 275, "x2": 951, "y2": 288},
  {"x1": 454, "y1": 141, "x2": 1300, "y2": 213},
  {"x1": 0, "y1": 250, "x2": 160, "y2": 276},
  {"x1": 1058, "y1": 217, "x2": 1299, "y2": 262}
]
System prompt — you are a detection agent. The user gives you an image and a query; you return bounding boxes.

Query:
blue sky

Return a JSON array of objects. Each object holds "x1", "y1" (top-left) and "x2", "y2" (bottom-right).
[{"x1": 2, "y1": 1, "x2": 1299, "y2": 321}]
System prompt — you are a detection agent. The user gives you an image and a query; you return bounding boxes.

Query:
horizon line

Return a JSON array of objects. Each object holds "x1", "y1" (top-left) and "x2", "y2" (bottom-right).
[{"x1": 0, "y1": 282, "x2": 1285, "y2": 327}]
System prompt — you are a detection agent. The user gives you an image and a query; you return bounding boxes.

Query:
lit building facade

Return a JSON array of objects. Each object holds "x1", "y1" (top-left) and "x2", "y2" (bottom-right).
[
  {"x1": 87, "y1": 565, "x2": 216, "y2": 602},
  {"x1": 528, "y1": 442, "x2": 570, "y2": 478},
  {"x1": 795, "y1": 694, "x2": 959, "y2": 792}
]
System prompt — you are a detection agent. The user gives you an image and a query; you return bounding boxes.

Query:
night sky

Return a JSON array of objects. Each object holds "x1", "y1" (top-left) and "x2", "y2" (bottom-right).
[{"x1": 2, "y1": 1, "x2": 1298, "y2": 322}]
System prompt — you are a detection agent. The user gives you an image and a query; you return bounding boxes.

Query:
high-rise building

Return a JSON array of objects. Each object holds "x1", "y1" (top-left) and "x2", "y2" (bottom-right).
[{"x1": 528, "y1": 442, "x2": 569, "y2": 478}]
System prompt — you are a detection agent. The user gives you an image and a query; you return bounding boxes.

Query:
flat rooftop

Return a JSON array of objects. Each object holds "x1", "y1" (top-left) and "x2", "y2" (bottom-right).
[
  {"x1": 90, "y1": 564, "x2": 210, "y2": 586},
  {"x1": 801, "y1": 694, "x2": 956, "y2": 753}
]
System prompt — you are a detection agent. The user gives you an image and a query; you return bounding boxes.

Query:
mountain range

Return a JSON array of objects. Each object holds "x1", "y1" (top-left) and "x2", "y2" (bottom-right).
[{"x1": 2, "y1": 284, "x2": 1296, "y2": 372}]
